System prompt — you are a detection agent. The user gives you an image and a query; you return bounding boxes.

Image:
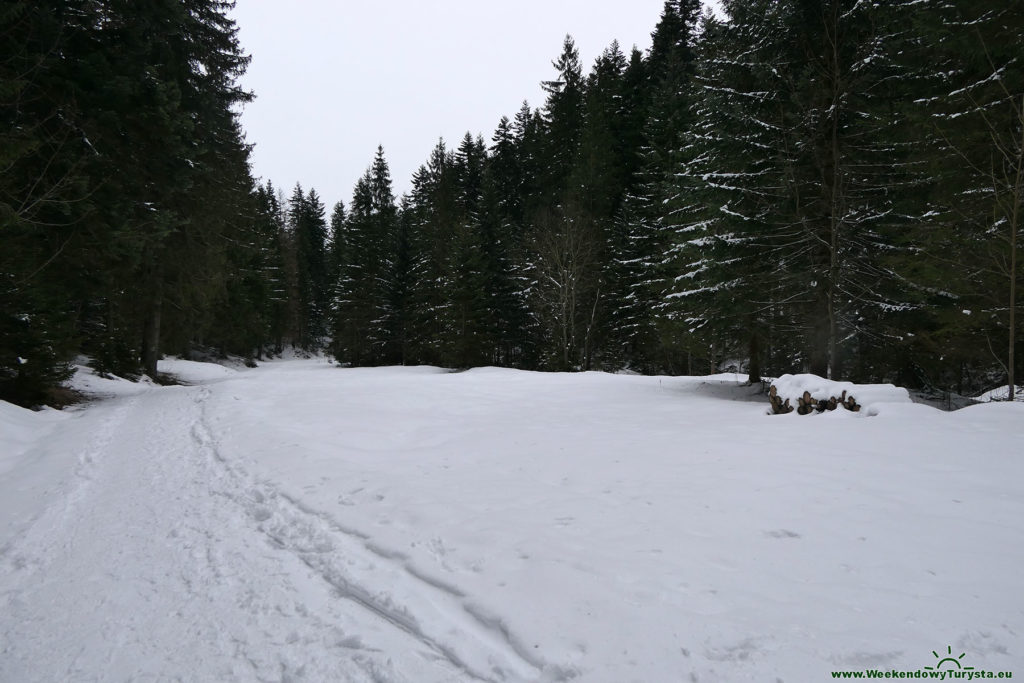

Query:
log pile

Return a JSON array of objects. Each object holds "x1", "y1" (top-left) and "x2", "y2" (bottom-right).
[{"x1": 768, "y1": 385, "x2": 860, "y2": 415}]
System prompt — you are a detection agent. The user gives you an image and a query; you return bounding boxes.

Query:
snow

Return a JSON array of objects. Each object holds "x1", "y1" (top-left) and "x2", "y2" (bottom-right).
[
  {"x1": 1, "y1": 359, "x2": 1022, "y2": 682},
  {"x1": 0, "y1": 402, "x2": 67, "y2": 478},
  {"x1": 973, "y1": 384, "x2": 1024, "y2": 403},
  {"x1": 158, "y1": 356, "x2": 239, "y2": 383},
  {"x1": 68, "y1": 361, "x2": 151, "y2": 398}
]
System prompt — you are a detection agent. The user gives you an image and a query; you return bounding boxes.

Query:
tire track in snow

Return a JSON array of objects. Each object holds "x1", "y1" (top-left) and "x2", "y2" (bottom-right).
[{"x1": 190, "y1": 386, "x2": 558, "y2": 683}]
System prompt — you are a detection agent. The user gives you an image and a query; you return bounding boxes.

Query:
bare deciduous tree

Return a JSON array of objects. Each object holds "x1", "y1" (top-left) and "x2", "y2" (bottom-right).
[{"x1": 528, "y1": 208, "x2": 602, "y2": 371}]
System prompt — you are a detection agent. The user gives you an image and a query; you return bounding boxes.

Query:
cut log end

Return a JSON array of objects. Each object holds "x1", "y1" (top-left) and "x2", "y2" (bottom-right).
[{"x1": 768, "y1": 384, "x2": 860, "y2": 415}]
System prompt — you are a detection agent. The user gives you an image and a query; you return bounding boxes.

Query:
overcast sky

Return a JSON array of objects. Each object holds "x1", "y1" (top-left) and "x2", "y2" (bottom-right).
[{"x1": 230, "y1": 1, "x2": 722, "y2": 213}]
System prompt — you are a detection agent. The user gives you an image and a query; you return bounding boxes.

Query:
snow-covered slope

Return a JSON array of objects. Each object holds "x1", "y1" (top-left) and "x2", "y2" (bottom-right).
[
  {"x1": 1, "y1": 359, "x2": 1021, "y2": 682},
  {"x1": 975, "y1": 384, "x2": 1024, "y2": 402}
]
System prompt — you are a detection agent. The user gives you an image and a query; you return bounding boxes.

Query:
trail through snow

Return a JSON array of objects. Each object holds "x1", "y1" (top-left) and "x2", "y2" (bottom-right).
[{"x1": 1, "y1": 380, "x2": 550, "y2": 682}]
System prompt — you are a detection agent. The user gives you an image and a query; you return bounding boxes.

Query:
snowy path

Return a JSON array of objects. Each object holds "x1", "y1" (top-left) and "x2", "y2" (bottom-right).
[{"x1": 0, "y1": 381, "x2": 546, "y2": 682}]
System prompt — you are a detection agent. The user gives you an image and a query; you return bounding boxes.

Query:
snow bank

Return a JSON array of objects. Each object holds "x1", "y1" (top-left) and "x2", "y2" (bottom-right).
[
  {"x1": 953, "y1": 400, "x2": 1024, "y2": 421},
  {"x1": 1, "y1": 359, "x2": 153, "y2": 478},
  {"x1": 158, "y1": 357, "x2": 237, "y2": 383},
  {"x1": 0, "y1": 402, "x2": 65, "y2": 477},
  {"x1": 975, "y1": 384, "x2": 1024, "y2": 402},
  {"x1": 68, "y1": 363, "x2": 150, "y2": 398},
  {"x1": 0, "y1": 399, "x2": 76, "y2": 554},
  {"x1": 66, "y1": 358, "x2": 237, "y2": 394}
]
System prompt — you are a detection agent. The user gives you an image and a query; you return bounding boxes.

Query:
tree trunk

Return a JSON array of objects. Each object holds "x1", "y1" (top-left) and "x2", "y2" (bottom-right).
[
  {"x1": 747, "y1": 327, "x2": 761, "y2": 384},
  {"x1": 1007, "y1": 95, "x2": 1022, "y2": 401},
  {"x1": 141, "y1": 276, "x2": 163, "y2": 379},
  {"x1": 809, "y1": 284, "x2": 830, "y2": 377},
  {"x1": 582, "y1": 287, "x2": 600, "y2": 372},
  {"x1": 827, "y1": 297, "x2": 840, "y2": 381},
  {"x1": 1009, "y1": 182, "x2": 1017, "y2": 400},
  {"x1": 822, "y1": 2, "x2": 844, "y2": 381}
]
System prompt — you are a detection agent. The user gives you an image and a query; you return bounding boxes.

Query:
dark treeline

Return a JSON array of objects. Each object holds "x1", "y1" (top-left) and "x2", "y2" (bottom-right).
[
  {"x1": 3, "y1": 0, "x2": 1021, "y2": 407},
  {"x1": 1, "y1": 0, "x2": 265, "y2": 405},
  {"x1": 315, "y1": 0, "x2": 1021, "y2": 397}
]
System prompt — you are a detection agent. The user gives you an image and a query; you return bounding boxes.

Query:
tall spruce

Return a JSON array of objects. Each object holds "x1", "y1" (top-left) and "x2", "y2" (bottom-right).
[
  {"x1": 482, "y1": 116, "x2": 534, "y2": 366},
  {"x1": 902, "y1": 1, "x2": 1024, "y2": 397},
  {"x1": 608, "y1": 1, "x2": 703, "y2": 374},
  {"x1": 330, "y1": 147, "x2": 398, "y2": 365},
  {"x1": 447, "y1": 133, "x2": 492, "y2": 366},
  {"x1": 287, "y1": 185, "x2": 329, "y2": 349},
  {"x1": 538, "y1": 36, "x2": 586, "y2": 206}
]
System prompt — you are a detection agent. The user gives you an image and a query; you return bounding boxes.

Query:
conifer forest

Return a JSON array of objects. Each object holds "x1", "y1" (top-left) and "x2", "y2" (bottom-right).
[{"x1": 3, "y1": 0, "x2": 1022, "y2": 407}]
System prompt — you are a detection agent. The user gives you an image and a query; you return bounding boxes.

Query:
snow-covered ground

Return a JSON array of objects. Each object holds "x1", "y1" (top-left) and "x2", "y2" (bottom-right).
[
  {"x1": 1, "y1": 358, "x2": 1022, "y2": 682},
  {"x1": 975, "y1": 384, "x2": 1024, "y2": 402}
]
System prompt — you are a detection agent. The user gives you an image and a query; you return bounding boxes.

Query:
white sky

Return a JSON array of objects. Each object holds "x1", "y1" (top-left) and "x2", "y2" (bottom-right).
[{"x1": 231, "y1": 1, "x2": 723, "y2": 212}]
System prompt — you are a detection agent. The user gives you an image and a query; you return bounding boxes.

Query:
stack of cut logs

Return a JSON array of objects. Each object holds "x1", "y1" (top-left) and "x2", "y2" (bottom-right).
[{"x1": 768, "y1": 385, "x2": 860, "y2": 415}]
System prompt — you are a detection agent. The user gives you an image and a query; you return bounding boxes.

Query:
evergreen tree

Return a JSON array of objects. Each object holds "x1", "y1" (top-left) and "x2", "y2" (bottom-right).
[
  {"x1": 2, "y1": 0, "x2": 255, "y2": 402},
  {"x1": 563, "y1": 42, "x2": 635, "y2": 369},
  {"x1": 404, "y1": 141, "x2": 458, "y2": 365},
  {"x1": 287, "y1": 185, "x2": 329, "y2": 349},
  {"x1": 664, "y1": 0, "x2": 919, "y2": 382},
  {"x1": 254, "y1": 181, "x2": 290, "y2": 355},
  {"x1": 447, "y1": 133, "x2": 493, "y2": 366},
  {"x1": 327, "y1": 200, "x2": 347, "y2": 298},
  {"x1": 482, "y1": 116, "x2": 535, "y2": 366},
  {"x1": 330, "y1": 147, "x2": 398, "y2": 365},
  {"x1": 900, "y1": 1, "x2": 1024, "y2": 396},
  {"x1": 538, "y1": 35, "x2": 586, "y2": 206},
  {"x1": 389, "y1": 197, "x2": 416, "y2": 364},
  {"x1": 607, "y1": 1, "x2": 703, "y2": 374}
]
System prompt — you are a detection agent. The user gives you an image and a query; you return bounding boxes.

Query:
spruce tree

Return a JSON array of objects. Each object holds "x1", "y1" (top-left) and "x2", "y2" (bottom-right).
[
  {"x1": 448, "y1": 133, "x2": 492, "y2": 367},
  {"x1": 327, "y1": 200, "x2": 347, "y2": 300},
  {"x1": 900, "y1": 1, "x2": 1024, "y2": 396},
  {"x1": 285, "y1": 186, "x2": 329, "y2": 349},
  {"x1": 663, "y1": 0, "x2": 920, "y2": 382},
  {"x1": 608, "y1": 1, "x2": 703, "y2": 374},
  {"x1": 539, "y1": 36, "x2": 586, "y2": 204},
  {"x1": 403, "y1": 141, "x2": 457, "y2": 365},
  {"x1": 330, "y1": 147, "x2": 398, "y2": 365},
  {"x1": 2, "y1": 0, "x2": 256, "y2": 401},
  {"x1": 254, "y1": 182, "x2": 290, "y2": 355}
]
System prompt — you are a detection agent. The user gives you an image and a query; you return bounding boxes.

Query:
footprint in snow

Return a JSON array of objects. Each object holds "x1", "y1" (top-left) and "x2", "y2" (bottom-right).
[{"x1": 764, "y1": 529, "x2": 801, "y2": 539}]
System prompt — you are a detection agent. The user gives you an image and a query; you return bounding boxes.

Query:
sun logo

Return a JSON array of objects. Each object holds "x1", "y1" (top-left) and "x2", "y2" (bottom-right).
[{"x1": 924, "y1": 645, "x2": 974, "y2": 671}]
